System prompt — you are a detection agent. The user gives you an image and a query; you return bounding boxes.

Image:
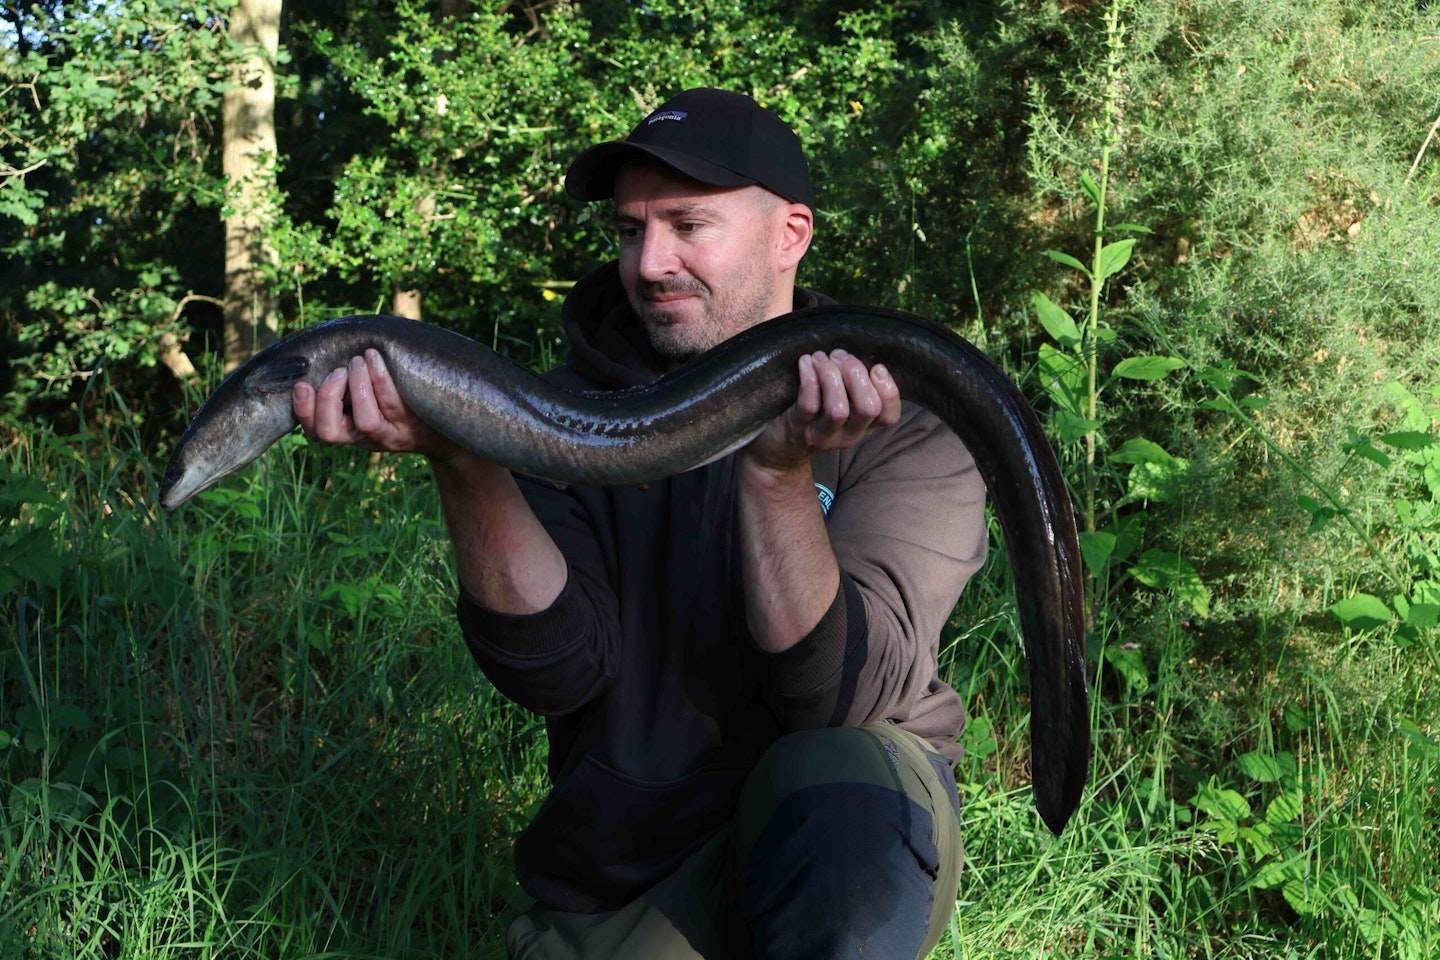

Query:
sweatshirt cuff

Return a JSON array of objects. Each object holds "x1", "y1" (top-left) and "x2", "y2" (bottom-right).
[
  {"x1": 456, "y1": 571, "x2": 587, "y2": 660},
  {"x1": 759, "y1": 572, "x2": 868, "y2": 716}
]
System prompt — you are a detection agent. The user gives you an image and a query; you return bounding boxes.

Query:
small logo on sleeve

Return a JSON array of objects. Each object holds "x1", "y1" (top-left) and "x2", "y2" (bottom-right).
[{"x1": 814, "y1": 482, "x2": 835, "y2": 517}]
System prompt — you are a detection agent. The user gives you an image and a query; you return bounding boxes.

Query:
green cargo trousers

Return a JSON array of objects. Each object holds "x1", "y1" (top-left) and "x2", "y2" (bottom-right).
[{"x1": 505, "y1": 722, "x2": 964, "y2": 959}]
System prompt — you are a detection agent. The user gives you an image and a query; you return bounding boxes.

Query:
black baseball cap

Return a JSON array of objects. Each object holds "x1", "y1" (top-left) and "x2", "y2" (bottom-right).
[{"x1": 565, "y1": 88, "x2": 815, "y2": 209}]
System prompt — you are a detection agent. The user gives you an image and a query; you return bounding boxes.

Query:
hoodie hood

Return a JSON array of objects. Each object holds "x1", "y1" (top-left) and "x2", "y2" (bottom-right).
[{"x1": 560, "y1": 261, "x2": 835, "y2": 389}]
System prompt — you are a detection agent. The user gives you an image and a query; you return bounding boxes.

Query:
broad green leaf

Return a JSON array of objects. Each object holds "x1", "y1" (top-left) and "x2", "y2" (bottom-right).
[
  {"x1": 5, "y1": 529, "x2": 63, "y2": 588},
  {"x1": 1266, "y1": 789, "x2": 1304, "y2": 825},
  {"x1": 45, "y1": 704, "x2": 93, "y2": 733},
  {"x1": 1031, "y1": 291, "x2": 1081, "y2": 347},
  {"x1": 1344, "y1": 433, "x2": 1392, "y2": 468},
  {"x1": 1379, "y1": 430, "x2": 1434, "y2": 451},
  {"x1": 1037, "y1": 342, "x2": 1087, "y2": 414},
  {"x1": 1125, "y1": 461, "x2": 1189, "y2": 503},
  {"x1": 1111, "y1": 355, "x2": 1186, "y2": 380},
  {"x1": 1097, "y1": 238, "x2": 1136, "y2": 280},
  {"x1": 1405, "y1": 602, "x2": 1439, "y2": 629},
  {"x1": 1131, "y1": 550, "x2": 1210, "y2": 616},
  {"x1": 1043, "y1": 248, "x2": 1092, "y2": 278},
  {"x1": 1283, "y1": 879, "x2": 1323, "y2": 917},
  {"x1": 1050, "y1": 409, "x2": 1100, "y2": 445},
  {"x1": 1079, "y1": 171, "x2": 1101, "y2": 206},
  {"x1": 1109, "y1": 438, "x2": 1177, "y2": 465},
  {"x1": 1283, "y1": 703, "x2": 1314, "y2": 733},
  {"x1": 1236, "y1": 750, "x2": 1290, "y2": 783},
  {"x1": 1296, "y1": 494, "x2": 1337, "y2": 533},
  {"x1": 961, "y1": 715, "x2": 997, "y2": 760},
  {"x1": 1108, "y1": 515, "x2": 1145, "y2": 563},
  {"x1": 1237, "y1": 823, "x2": 1276, "y2": 858},
  {"x1": 1192, "y1": 781, "x2": 1250, "y2": 822},
  {"x1": 1104, "y1": 644, "x2": 1149, "y2": 692},
  {"x1": 1078, "y1": 531, "x2": 1117, "y2": 578},
  {"x1": 1252, "y1": 858, "x2": 1303, "y2": 890},
  {"x1": 1117, "y1": 443, "x2": 1190, "y2": 504},
  {"x1": 1329, "y1": 593, "x2": 1392, "y2": 631}
]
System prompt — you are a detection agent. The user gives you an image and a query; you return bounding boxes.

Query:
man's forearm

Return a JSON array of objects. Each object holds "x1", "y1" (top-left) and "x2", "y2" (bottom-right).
[
  {"x1": 736, "y1": 458, "x2": 841, "y2": 653},
  {"x1": 430, "y1": 451, "x2": 568, "y2": 615}
]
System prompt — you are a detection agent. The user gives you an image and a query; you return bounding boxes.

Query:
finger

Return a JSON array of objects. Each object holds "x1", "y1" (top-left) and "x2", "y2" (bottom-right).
[
  {"x1": 312, "y1": 366, "x2": 354, "y2": 443},
  {"x1": 347, "y1": 354, "x2": 387, "y2": 437},
  {"x1": 810, "y1": 350, "x2": 850, "y2": 425},
  {"x1": 793, "y1": 353, "x2": 822, "y2": 421},
  {"x1": 835, "y1": 352, "x2": 883, "y2": 423},
  {"x1": 366, "y1": 349, "x2": 408, "y2": 422},
  {"x1": 293, "y1": 381, "x2": 316, "y2": 434},
  {"x1": 872, "y1": 363, "x2": 902, "y2": 426}
]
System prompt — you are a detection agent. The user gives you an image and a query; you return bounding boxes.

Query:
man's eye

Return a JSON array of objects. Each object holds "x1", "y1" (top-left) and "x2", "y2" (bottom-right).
[{"x1": 677, "y1": 221, "x2": 701, "y2": 233}]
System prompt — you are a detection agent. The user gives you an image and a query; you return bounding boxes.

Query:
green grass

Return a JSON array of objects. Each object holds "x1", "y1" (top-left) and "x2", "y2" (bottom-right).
[{"x1": 2, "y1": 382, "x2": 1437, "y2": 958}]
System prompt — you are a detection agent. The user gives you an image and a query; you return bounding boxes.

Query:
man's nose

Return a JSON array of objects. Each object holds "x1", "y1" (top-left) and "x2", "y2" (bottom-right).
[{"x1": 637, "y1": 230, "x2": 680, "y2": 281}]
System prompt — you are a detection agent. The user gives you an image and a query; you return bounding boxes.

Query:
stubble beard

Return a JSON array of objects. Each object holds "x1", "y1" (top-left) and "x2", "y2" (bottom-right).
[{"x1": 633, "y1": 268, "x2": 777, "y2": 364}]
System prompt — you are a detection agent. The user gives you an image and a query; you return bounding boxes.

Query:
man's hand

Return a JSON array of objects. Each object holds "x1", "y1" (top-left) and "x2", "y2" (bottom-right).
[
  {"x1": 293, "y1": 348, "x2": 567, "y2": 613},
  {"x1": 742, "y1": 349, "x2": 901, "y2": 474},
  {"x1": 293, "y1": 349, "x2": 460, "y2": 461}
]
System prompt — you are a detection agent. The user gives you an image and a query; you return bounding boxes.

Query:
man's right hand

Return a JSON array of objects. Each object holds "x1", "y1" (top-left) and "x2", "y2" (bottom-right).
[
  {"x1": 293, "y1": 347, "x2": 568, "y2": 614},
  {"x1": 293, "y1": 348, "x2": 462, "y2": 462}
]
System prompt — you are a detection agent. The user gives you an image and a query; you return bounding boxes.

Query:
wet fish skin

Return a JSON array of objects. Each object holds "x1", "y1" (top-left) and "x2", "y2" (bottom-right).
[{"x1": 160, "y1": 306, "x2": 1089, "y2": 834}]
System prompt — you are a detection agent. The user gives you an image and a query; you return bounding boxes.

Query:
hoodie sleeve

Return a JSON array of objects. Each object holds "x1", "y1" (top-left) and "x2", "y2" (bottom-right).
[{"x1": 755, "y1": 404, "x2": 987, "y2": 737}]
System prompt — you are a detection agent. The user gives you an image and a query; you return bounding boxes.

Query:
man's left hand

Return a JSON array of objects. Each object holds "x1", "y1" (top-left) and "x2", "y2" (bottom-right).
[{"x1": 742, "y1": 349, "x2": 901, "y2": 474}]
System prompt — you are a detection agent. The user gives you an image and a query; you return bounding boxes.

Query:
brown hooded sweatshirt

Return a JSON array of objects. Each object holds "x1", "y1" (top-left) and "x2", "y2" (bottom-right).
[{"x1": 457, "y1": 262, "x2": 988, "y2": 913}]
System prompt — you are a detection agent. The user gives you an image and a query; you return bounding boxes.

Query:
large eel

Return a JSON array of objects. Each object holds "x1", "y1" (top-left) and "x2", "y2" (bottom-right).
[{"x1": 160, "y1": 306, "x2": 1090, "y2": 834}]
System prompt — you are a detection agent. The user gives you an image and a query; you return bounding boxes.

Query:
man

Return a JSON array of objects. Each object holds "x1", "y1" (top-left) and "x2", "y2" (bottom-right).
[{"x1": 295, "y1": 88, "x2": 987, "y2": 958}]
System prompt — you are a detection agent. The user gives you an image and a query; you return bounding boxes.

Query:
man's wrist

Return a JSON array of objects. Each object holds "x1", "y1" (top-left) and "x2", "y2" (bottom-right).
[
  {"x1": 736, "y1": 448, "x2": 815, "y2": 492},
  {"x1": 426, "y1": 445, "x2": 502, "y2": 484}
]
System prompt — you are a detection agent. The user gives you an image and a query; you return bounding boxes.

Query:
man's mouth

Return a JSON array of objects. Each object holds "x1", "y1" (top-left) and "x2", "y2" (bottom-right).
[{"x1": 642, "y1": 279, "x2": 707, "y2": 304}]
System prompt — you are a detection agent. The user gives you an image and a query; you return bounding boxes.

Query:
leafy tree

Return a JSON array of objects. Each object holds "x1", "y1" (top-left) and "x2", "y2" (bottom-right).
[{"x1": 0, "y1": 2, "x2": 236, "y2": 416}]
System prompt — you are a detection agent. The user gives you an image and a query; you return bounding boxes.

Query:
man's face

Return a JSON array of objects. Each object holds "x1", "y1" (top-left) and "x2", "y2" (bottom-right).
[{"x1": 613, "y1": 163, "x2": 792, "y2": 363}]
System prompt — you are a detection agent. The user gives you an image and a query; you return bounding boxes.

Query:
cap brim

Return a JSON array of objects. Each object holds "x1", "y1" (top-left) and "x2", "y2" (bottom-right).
[{"x1": 565, "y1": 141, "x2": 759, "y2": 202}]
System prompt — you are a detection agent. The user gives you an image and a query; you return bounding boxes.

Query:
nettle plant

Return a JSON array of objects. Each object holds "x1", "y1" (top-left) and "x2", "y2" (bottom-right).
[{"x1": 1029, "y1": 2, "x2": 1203, "y2": 680}]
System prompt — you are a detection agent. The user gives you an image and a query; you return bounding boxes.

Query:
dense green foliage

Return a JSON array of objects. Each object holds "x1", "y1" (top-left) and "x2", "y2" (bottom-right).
[{"x1": 4, "y1": 0, "x2": 1438, "y2": 956}]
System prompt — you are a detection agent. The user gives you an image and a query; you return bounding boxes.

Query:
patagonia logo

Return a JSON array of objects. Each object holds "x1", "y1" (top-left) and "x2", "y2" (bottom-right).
[
  {"x1": 647, "y1": 110, "x2": 688, "y2": 125},
  {"x1": 814, "y1": 482, "x2": 835, "y2": 516}
]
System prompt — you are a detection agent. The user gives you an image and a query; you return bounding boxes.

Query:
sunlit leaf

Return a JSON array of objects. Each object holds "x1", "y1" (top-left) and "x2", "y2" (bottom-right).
[
  {"x1": 1043, "y1": 248, "x2": 1091, "y2": 278},
  {"x1": 1109, "y1": 438, "x2": 1178, "y2": 465},
  {"x1": 1097, "y1": 238, "x2": 1136, "y2": 280},
  {"x1": 1131, "y1": 550, "x2": 1210, "y2": 616},
  {"x1": 1236, "y1": 750, "x2": 1295, "y2": 783},
  {"x1": 1329, "y1": 593, "x2": 1392, "y2": 631},
  {"x1": 1266, "y1": 790, "x2": 1304, "y2": 825},
  {"x1": 1078, "y1": 531, "x2": 1116, "y2": 578},
  {"x1": 1031, "y1": 291, "x2": 1081, "y2": 348},
  {"x1": 1112, "y1": 355, "x2": 1186, "y2": 380},
  {"x1": 1379, "y1": 430, "x2": 1434, "y2": 451}
]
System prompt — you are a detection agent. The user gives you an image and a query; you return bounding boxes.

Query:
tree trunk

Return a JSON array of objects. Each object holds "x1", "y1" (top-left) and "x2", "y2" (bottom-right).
[{"x1": 222, "y1": 0, "x2": 282, "y2": 370}]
